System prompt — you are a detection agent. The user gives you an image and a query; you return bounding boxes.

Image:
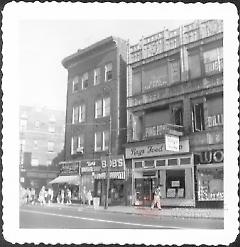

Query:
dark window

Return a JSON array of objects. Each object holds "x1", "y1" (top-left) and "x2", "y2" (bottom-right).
[
  {"x1": 144, "y1": 160, "x2": 155, "y2": 168},
  {"x1": 135, "y1": 162, "x2": 142, "y2": 169},
  {"x1": 180, "y1": 158, "x2": 191, "y2": 165},
  {"x1": 192, "y1": 102, "x2": 205, "y2": 132},
  {"x1": 168, "y1": 159, "x2": 178, "y2": 166},
  {"x1": 166, "y1": 170, "x2": 185, "y2": 198},
  {"x1": 173, "y1": 107, "x2": 183, "y2": 126},
  {"x1": 156, "y1": 160, "x2": 166, "y2": 167},
  {"x1": 189, "y1": 53, "x2": 201, "y2": 79}
]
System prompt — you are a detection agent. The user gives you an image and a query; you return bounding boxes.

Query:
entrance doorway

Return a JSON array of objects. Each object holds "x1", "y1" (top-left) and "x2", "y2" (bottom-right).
[{"x1": 135, "y1": 177, "x2": 157, "y2": 206}]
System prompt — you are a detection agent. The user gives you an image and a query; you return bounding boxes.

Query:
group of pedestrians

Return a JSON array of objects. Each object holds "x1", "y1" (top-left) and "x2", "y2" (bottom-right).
[
  {"x1": 56, "y1": 188, "x2": 72, "y2": 205},
  {"x1": 20, "y1": 187, "x2": 36, "y2": 205},
  {"x1": 38, "y1": 186, "x2": 54, "y2": 206}
]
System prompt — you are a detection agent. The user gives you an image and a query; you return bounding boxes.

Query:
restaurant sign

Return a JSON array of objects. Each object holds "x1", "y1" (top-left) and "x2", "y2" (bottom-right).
[
  {"x1": 126, "y1": 139, "x2": 189, "y2": 159},
  {"x1": 80, "y1": 155, "x2": 125, "y2": 174},
  {"x1": 60, "y1": 162, "x2": 80, "y2": 175}
]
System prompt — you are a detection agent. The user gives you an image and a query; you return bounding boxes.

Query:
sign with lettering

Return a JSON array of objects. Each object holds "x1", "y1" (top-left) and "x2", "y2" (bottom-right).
[
  {"x1": 60, "y1": 162, "x2": 79, "y2": 175},
  {"x1": 80, "y1": 155, "x2": 125, "y2": 174},
  {"x1": 207, "y1": 113, "x2": 223, "y2": 128},
  {"x1": 196, "y1": 150, "x2": 224, "y2": 164},
  {"x1": 165, "y1": 134, "x2": 179, "y2": 152},
  {"x1": 125, "y1": 139, "x2": 189, "y2": 159},
  {"x1": 145, "y1": 124, "x2": 169, "y2": 138}
]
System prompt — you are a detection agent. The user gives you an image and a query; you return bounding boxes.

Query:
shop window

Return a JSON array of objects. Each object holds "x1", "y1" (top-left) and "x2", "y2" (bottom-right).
[
  {"x1": 192, "y1": 102, "x2": 205, "y2": 132},
  {"x1": 82, "y1": 72, "x2": 89, "y2": 89},
  {"x1": 180, "y1": 158, "x2": 191, "y2": 165},
  {"x1": 168, "y1": 159, "x2": 178, "y2": 166},
  {"x1": 72, "y1": 76, "x2": 79, "y2": 92},
  {"x1": 94, "y1": 68, "x2": 101, "y2": 85},
  {"x1": 188, "y1": 53, "x2": 201, "y2": 79},
  {"x1": 197, "y1": 167, "x2": 223, "y2": 201},
  {"x1": 142, "y1": 62, "x2": 168, "y2": 91},
  {"x1": 166, "y1": 170, "x2": 185, "y2": 198},
  {"x1": 135, "y1": 161, "x2": 142, "y2": 169},
  {"x1": 203, "y1": 47, "x2": 223, "y2": 75},
  {"x1": 156, "y1": 160, "x2": 166, "y2": 167},
  {"x1": 105, "y1": 63, "x2": 113, "y2": 81},
  {"x1": 144, "y1": 160, "x2": 155, "y2": 168}
]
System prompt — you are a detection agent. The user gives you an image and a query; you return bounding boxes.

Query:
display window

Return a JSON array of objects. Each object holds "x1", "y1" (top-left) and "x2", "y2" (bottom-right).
[
  {"x1": 166, "y1": 170, "x2": 185, "y2": 198},
  {"x1": 197, "y1": 167, "x2": 223, "y2": 201}
]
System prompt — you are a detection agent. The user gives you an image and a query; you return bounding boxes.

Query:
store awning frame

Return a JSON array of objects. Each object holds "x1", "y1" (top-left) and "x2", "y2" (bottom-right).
[{"x1": 48, "y1": 175, "x2": 80, "y2": 185}]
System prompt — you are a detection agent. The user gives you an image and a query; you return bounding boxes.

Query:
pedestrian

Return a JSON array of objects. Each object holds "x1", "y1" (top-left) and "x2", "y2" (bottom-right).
[
  {"x1": 47, "y1": 187, "x2": 53, "y2": 205},
  {"x1": 151, "y1": 185, "x2": 162, "y2": 210},
  {"x1": 39, "y1": 186, "x2": 46, "y2": 206},
  {"x1": 61, "y1": 189, "x2": 65, "y2": 204},
  {"x1": 81, "y1": 186, "x2": 87, "y2": 205},
  {"x1": 26, "y1": 188, "x2": 31, "y2": 204},
  {"x1": 57, "y1": 190, "x2": 61, "y2": 203},
  {"x1": 30, "y1": 188, "x2": 36, "y2": 205},
  {"x1": 66, "y1": 188, "x2": 72, "y2": 205},
  {"x1": 87, "y1": 190, "x2": 92, "y2": 206}
]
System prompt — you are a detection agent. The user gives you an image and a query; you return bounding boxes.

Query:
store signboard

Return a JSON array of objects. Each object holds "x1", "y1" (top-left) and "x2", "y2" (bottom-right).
[
  {"x1": 80, "y1": 155, "x2": 125, "y2": 174},
  {"x1": 60, "y1": 162, "x2": 79, "y2": 176},
  {"x1": 126, "y1": 139, "x2": 189, "y2": 159},
  {"x1": 165, "y1": 134, "x2": 179, "y2": 152}
]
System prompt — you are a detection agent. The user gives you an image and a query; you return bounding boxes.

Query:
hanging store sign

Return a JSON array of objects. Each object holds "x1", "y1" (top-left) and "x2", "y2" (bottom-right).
[
  {"x1": 94, "y1": 171, "x2": 125, "y2": 180},
  {"x1": 125, "y1": 139, "x2": 189, "y2": 159},
  {"x1": 60, "y1": 162, "x2": 80, "y2": 175},
  {"x1": 165, "y1": 134, "x2": 179, "y2": 152}
]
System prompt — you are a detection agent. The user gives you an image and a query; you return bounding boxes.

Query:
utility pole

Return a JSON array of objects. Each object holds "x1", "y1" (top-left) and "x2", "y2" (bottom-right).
[{"x1": 104, "y1": 115, "x2": 112, "y2": 209}]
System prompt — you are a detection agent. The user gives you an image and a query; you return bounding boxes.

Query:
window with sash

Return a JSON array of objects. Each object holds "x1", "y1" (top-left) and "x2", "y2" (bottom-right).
[
  {"x1": 72, "y1": 76, "x2": 79, "y2": 92},
  {"x1": 105, "y1": 63, "x2": 113, "y2": 81},
  {"x1": 82, "y1": 72, "x2": 89, "y2": 89},
  {"x1": 94, "y1": 68, "x2": 101, "y2": 85}
]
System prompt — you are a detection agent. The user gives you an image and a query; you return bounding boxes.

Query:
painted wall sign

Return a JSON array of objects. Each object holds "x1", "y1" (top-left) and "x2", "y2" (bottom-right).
[
  {"x1": 207, "y1": 113, "x2": 223, "y2": 128},
  {"x1": 125, "y1": 139, "x2": 189, "y2": 159},
  {"x1": 197, "y1": 150, "x2": 224, "y2": 164}
]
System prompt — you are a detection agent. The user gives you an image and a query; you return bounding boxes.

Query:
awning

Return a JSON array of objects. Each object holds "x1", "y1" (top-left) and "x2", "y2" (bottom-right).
[{"x1": 48, "y1": 175, "x2": 80, "y2": 185}]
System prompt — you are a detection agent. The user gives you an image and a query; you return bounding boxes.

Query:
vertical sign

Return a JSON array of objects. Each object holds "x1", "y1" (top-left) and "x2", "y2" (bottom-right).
[{"x1": 165, "y1": 134, "x2": 179, "y2": 152}]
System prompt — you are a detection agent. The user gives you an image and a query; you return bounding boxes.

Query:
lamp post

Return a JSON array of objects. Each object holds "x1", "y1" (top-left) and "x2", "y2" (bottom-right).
[{"x1": 104, "y1": 115, "x2": 111, "y2": 209}]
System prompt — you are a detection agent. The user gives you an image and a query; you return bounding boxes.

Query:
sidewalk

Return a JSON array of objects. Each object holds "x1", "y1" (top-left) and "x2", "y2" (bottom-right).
[{"x1": 63, "y1": 203, "x2": 224, "y2": 219}]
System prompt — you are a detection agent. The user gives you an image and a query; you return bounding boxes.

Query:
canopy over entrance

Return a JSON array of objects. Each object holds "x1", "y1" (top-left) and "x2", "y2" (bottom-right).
[{"x1": 48, "y1": 175, "x2": 80, "y2": 185}]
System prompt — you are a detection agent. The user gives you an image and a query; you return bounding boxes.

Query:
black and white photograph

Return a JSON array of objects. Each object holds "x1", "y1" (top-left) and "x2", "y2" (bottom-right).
[{"x1": 2, "y1": 2, "x2": 239, "y2": 246}]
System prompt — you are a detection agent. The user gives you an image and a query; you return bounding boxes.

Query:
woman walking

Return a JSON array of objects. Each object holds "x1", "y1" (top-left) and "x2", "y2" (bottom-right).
[{"x1": 151, "y1": 185, "x2": 162, "y2": 210}]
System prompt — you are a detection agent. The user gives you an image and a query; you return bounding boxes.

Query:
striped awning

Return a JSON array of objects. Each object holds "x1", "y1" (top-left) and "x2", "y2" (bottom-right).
[
  {"x1": 48, "y1": 175, "x2": 80, "y2": 185},
  {"x1": 94, "y1": 171, "x2": 125, "y2": 180}
]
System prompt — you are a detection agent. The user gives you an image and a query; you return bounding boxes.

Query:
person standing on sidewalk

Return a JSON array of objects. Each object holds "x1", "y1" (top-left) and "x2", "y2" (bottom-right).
[{"x1": 151, "y1": 185, "x2": 162, "y2": 210}]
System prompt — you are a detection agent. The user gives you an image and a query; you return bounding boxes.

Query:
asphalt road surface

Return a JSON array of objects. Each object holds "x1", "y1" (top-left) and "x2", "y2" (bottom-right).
[{"x1": 20, "y1": 204, "x2": 223, "y2": 229}]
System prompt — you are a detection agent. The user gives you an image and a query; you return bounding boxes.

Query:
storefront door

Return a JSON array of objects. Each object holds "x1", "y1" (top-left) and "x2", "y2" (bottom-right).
[{"x1": 135, "y1": 177, "x2": 157, "y2": 206}]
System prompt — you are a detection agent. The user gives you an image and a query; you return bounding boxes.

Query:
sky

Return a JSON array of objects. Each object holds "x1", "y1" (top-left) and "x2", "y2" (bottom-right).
[{"x1": 18, "y1": 19, "x2": 192, "y2": 111}]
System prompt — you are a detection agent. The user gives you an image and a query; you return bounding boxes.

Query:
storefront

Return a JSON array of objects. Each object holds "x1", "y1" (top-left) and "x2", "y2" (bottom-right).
[
  {"x1": 126, "y1": 139, "x2": 196, "y2": 207},
  {"x1": 80, "y1": 155, "x2": 127, "y2": 206},
  {"x1": 194, "y1": 149, "x2": 224, "y2": 208}
]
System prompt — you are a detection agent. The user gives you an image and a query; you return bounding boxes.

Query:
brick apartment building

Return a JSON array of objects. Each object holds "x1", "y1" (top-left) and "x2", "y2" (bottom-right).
[
  {"x1": 58, "y1": 37, "x2": 129, "y2": 205},
  {"x1": 19, "y1": 105, "x2": 65, "y2": 192},
  {"x1": 126, "y1": 20, "x2": 223, "y2": 208}
]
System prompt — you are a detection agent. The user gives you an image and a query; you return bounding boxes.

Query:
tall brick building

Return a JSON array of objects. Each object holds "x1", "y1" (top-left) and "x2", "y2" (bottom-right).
[
  {"x1": 60, "y1": 37, "x2": 128, "y2": 205},
  {"x1": 126, "y1": 20, "x2": 223, "y2": 208},
  {"x1": 19, "y1": 105, "x2": 65, "y2": 191}
]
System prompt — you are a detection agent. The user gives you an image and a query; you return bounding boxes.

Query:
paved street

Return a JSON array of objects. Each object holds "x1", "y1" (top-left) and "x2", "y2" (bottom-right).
[{"x1": 20, "y1": 204, "x2": 223, "y2": 229}]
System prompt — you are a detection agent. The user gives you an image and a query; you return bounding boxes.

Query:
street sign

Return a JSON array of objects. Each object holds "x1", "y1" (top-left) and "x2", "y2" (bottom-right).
[{"x1": 165, "y1": 134, "x2": 179, "y2": 152}]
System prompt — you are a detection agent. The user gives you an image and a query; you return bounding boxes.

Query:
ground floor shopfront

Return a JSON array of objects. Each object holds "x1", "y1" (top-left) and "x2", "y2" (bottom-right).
[
  {"x1": 53, "y1": 155, "x2": 130, "y2": 206},
  {"x1": 125, "y1": 139, "x2": 196, "y2": 207}
]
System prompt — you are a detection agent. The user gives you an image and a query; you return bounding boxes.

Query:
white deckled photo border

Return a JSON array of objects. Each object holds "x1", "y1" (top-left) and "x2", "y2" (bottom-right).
[{"x1": 2, "y1": 2, "x2": 239, "y2": 245}]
